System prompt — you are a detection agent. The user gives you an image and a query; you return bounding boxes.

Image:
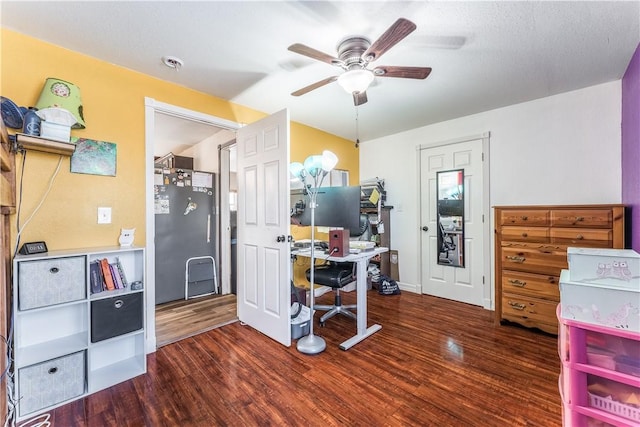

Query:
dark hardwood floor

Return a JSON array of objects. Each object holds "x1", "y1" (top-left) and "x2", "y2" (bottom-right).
[{"x1": 48, "y1": 290, "x2": 562, "y2": 426}]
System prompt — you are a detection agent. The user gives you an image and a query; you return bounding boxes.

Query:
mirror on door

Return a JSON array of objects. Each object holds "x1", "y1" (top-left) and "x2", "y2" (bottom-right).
[{"x1": 436, "y1": 169, "x2": 464, "y2": 267}]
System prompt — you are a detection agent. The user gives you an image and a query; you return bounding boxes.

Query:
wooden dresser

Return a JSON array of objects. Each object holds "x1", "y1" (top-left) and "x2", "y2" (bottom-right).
[{"x1": 494, "y1": 205, "x2": 625, "y2": 334}]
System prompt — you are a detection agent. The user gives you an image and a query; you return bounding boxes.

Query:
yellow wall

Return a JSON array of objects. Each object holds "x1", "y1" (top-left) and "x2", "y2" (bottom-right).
[{"x1": 1, "y1": 29, "x2": 358, "y2": 253}]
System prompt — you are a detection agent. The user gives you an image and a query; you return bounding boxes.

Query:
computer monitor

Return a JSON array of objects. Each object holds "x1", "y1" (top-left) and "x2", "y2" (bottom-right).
[{"x1": 290, "y1": 186, "x2": 361, "y2": 235}]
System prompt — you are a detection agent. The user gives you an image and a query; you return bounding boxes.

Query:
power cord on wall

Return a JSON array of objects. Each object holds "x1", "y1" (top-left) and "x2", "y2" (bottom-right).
[
  {"x1": 16, "y1": 414, "x2": 50, "y2": 427},
  {"x1": 5, "y1": 150, "x2": 62, "y2": 427},
  {"x1": 14, "y1": 152, "x2": 64, "y2": 254}
]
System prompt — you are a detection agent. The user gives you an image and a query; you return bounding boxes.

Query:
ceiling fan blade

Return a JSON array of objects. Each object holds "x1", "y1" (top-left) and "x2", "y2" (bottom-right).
[
  {"x1": 291, "y1": 76, "x2": 338, "y2": 96},
  {"x1": 374, "y1": 66, "x2": 432, "y2": 79},
  {"x1": 362, "y1": 18, "x2": 417, "y2": 62},
  {"x1": 353, "y1": 91, "x2": 368, "y2": 106},
  {"x1": 288, "y1": 43, "x2": 339, "y2": 65}
]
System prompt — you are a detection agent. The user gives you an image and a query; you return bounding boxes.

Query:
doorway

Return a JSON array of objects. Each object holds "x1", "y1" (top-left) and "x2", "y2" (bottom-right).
[
  {"x1": 418, "y1": 133, "x2": 492, "y2": 308},
  {"x1": 144, "y1": 98, "x2": 239, "y2": 350}
]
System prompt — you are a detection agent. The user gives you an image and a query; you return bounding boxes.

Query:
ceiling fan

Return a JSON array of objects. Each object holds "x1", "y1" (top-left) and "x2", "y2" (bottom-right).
[{"x1": 288, "y1": 18, "x2": 432, "y2": 106}]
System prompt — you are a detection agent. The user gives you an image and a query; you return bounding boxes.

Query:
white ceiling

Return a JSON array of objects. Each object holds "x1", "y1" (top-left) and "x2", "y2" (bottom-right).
[
  {"x1": 2, "y1": 1, "x2": 639, "y2": 144},
  {"x1": 152, "y1": 112, "x2": 235, "y2": 157}
]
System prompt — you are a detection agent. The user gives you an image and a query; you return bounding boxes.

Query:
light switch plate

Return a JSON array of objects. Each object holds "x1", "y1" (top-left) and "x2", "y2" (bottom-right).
[{"x1": 98, "y1": 207, "x2": 112, "y2": 224}]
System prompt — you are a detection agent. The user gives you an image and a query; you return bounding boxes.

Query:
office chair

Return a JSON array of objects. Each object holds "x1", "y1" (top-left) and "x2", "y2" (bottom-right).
[
  {"x1": 305, "y1": 213, "x2": 369, "y2": 326},
  {"x1": 438, "y1": 219, "x2": 456, "y2": 264}
]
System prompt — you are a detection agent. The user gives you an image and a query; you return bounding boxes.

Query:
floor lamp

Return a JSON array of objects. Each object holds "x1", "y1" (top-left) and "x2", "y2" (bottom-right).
[{"x1": 290, "y1": 150, "x2": 338, "y2": 355}]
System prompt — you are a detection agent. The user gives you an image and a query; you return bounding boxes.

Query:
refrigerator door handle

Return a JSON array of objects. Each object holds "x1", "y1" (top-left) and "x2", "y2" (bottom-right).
[{"x1": 207, "y1": 214, "x2": 211, "y2": 242}]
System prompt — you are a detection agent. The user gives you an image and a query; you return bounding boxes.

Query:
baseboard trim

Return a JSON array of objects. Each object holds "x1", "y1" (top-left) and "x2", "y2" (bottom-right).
[{"x1": 398, "y1": 282, "x2": 421, "y2": 294}]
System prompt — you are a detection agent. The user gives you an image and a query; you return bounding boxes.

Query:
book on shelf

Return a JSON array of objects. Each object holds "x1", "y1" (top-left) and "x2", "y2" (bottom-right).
[
  {"x1": 99, "y1": 258, "x2": 116, "y2": 291},
  {"x1": 92, "y1": 258, "x2": 130, "y2": 292},
  {"x1": 89, "y1": 260, "x2": 104, "y2": 294},
  {"x1": 114, "y1": 257, "x2": 128, "y2": 287},
  {"x1": 109, "y1": 263, "x2": 123, "y2": 289}
]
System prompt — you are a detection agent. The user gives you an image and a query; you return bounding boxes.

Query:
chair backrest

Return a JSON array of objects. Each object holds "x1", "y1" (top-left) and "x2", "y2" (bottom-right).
[{"x1": 350, "y1": 213, "x2": 370, "y2": 238}]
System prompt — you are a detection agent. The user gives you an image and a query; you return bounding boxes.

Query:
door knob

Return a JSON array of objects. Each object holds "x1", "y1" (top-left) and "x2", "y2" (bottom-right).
[
  {"x1": 422, "y1": 226, "x2": 429, "y2": 231},
  {"x1": 276, "y1": 235, "x2": 286, "y2": 242}
]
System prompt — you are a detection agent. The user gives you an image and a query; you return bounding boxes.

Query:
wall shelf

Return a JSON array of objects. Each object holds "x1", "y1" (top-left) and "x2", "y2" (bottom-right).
[{"x1": 15, "y1": 133, "x2": 75, "y2": 156}]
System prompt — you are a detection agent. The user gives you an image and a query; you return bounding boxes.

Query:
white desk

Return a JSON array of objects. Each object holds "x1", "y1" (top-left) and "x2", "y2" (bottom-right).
[{"x1": 294, "y1": 246, "x2": 388, "y2": 350}]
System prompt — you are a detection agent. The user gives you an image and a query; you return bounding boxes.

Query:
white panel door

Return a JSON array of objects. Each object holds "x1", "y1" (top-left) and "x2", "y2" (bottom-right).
[
  {"x1": 236, "y1": 109, "x2": 291, "y2": 346},
  {"x1": 419, "y1": 139, "x2": 484, "y2": 305}
]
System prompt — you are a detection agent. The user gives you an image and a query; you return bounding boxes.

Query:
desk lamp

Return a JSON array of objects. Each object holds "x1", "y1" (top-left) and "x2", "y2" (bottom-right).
[{"x1": 290, "y1": 150, "x2": 338, "y2": 354}]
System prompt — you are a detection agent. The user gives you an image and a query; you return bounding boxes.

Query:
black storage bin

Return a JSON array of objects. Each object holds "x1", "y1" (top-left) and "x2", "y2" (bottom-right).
[{"x1": 91, "y1": 292, "x2": 143, "y2": 343}]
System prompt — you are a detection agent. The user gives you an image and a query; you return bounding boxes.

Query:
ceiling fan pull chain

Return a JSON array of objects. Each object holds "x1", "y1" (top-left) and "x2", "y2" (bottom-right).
[{"x1": 355, "y1": 106, "x2": 360, "y2": 148}]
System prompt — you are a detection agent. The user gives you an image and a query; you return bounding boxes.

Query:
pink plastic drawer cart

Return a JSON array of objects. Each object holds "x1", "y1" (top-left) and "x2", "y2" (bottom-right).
[{"x1": 558, "y1": 307, "x2": 640, "y2": 427}]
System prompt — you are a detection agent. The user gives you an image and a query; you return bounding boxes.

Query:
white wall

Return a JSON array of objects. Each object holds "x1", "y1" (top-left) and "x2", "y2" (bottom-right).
[{"x1": 360, "y1": 81, "x2": 622, "y2": 298}]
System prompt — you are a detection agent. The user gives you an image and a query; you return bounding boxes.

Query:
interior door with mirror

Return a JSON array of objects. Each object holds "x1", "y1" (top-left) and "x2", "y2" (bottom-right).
[{"x1": 419, "y1": 138, "x2": 484, "y2": 306}]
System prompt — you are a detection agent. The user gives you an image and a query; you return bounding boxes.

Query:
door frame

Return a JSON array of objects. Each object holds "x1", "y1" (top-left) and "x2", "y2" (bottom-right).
[
  {"x1": 416, "y1": 132, "x2": 493, "y2": 310},
  {"x1": 144, "y1": 97, "x2": 240, "y2": 353},
  {"x1": 218, "y1": 140, "x2": 236, "y2": 296}
]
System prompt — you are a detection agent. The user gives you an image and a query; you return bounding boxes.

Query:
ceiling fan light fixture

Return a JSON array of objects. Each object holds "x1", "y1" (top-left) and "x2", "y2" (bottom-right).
[{"x1": 337, "y1": 69, "x2": 374, "y2": 94}]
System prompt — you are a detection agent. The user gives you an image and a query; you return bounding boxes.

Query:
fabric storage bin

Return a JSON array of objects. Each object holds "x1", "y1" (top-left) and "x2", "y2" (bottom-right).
[
  {"x1": 18, "y1": 256, "x2": 86, "y2": 310},
  {"x1": 567, "y1": 247, "x2": 640, "y2": 287},
  {"x1": 560, "y1": 270, "x2": 640, "y2": 332},
  {"x1": 18, "y1": 351, "x2": 85, "y2": 417},
  {"x1": 91, "y1": 292, "x2": 143, "y2": 342}
]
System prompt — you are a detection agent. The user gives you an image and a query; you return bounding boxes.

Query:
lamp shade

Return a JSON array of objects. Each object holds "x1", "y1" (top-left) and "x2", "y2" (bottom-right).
[
  {"x1": 289, "y1": 162, "x2": 305, "y2": 179},
  {"x1": 337, "y1": 69, "x2": 374, "y2": 94},
  {"x1": 303, "y1": 155, "x2": 323, "y2": 177},
  {"x1": 35, "y1": 78, "x2": 85, "y2": 129},
  {"x1": 321, "y1": 150, "x2": 338, "y2": 172}
]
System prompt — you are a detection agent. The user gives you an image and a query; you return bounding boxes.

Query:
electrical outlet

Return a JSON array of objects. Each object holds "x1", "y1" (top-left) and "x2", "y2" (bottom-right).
[{"x1": 97, "y1": 207, "x2": 112, "y2": 224}]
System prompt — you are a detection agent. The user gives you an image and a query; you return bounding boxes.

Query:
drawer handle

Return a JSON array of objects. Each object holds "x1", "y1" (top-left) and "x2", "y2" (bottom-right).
[
  {"x1": 508, "y1": 301, "x2": 527, "y2": 311},
  {"x1": 508, "y1": 279, "x2": 526, "y2": 287},
  {"x1": 521, "y1": 216, "x2": 528, "y2": 221},
  {"x1": 48, "y1": 367, "x2": 58, "y2": 375},
  {"x1": 506, "y1": 255, "x2": 525, "y2": 263},
  {"x1": 575, "y1": 216, "x2": 584, "y2": 222},
  {"x1": 114, "y1": 300, "x2": 124, "y2": 309},
  {"x1": 49, "y1": 267, "x2": 59, "y2": 274},
  {"x1": 521, "y1": 233, "x2": 528, "y2": 238},
  {"x1": 576, "y1": 234, "x2": 584, "y2": 240}
]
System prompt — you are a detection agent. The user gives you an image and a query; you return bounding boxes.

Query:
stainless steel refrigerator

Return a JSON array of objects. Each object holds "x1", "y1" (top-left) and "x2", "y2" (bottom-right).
[{"x1": 154, "y1": 168, "x2": 217, "y2": 304}]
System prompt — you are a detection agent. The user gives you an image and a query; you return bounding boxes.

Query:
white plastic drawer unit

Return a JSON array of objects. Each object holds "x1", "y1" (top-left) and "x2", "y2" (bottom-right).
[
  {"x1": 18, "y1": 256, "x2": 86, "y2": 310},
  {"x1": 18, "y1": 351, "x2": 86, "y2": 417}
]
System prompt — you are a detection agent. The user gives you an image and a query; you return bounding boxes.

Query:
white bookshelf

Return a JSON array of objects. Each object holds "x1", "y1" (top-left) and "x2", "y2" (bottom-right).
[{"x1": 12, "y1": 246, "x2": 146, "y2": 420}]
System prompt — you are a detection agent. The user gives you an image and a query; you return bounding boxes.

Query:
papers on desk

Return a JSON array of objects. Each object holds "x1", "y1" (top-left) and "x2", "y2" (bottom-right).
[{"x1": 349, "y1": 241, "x2": 376, "y2": 250}]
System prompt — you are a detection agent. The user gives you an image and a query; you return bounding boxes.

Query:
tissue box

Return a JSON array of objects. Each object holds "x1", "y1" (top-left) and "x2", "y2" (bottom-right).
[
  {"x1": 567, "y1": 247, "x2": 640, "y2": 288},
  {"x1": 560, "y1": 269, "x2": 640, "y2": 332},
  {"x1": 40, "y1": 121, "x2": 71, "y2": 143}
]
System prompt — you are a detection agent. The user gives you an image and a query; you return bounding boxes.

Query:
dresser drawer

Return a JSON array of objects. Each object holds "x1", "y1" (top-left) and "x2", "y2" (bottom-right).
[
  {"x1": 501, "y1": 244, "x2": 568, "y2": 276},
  {"x1": 501, "y1": 294, "x2": 558, "y2": 333},
  {"x1": 550, "y1": 228, "x2": 612, "y2": 247},
  {"x1": 500, "y1": 209, "x2": 550, "y2": 226},
  {"x1": 502, "y1": 271, "x2": 560, "y2": 301},
  {"x1": 18, "y1": 256, "x2": 87, "y2": 310},
  {"x1": 501, "y1": 226, "x2": 549, "y2": 243},
  {"x1": 550, "y1": 209, "x2": 613, "y2": 228}
]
